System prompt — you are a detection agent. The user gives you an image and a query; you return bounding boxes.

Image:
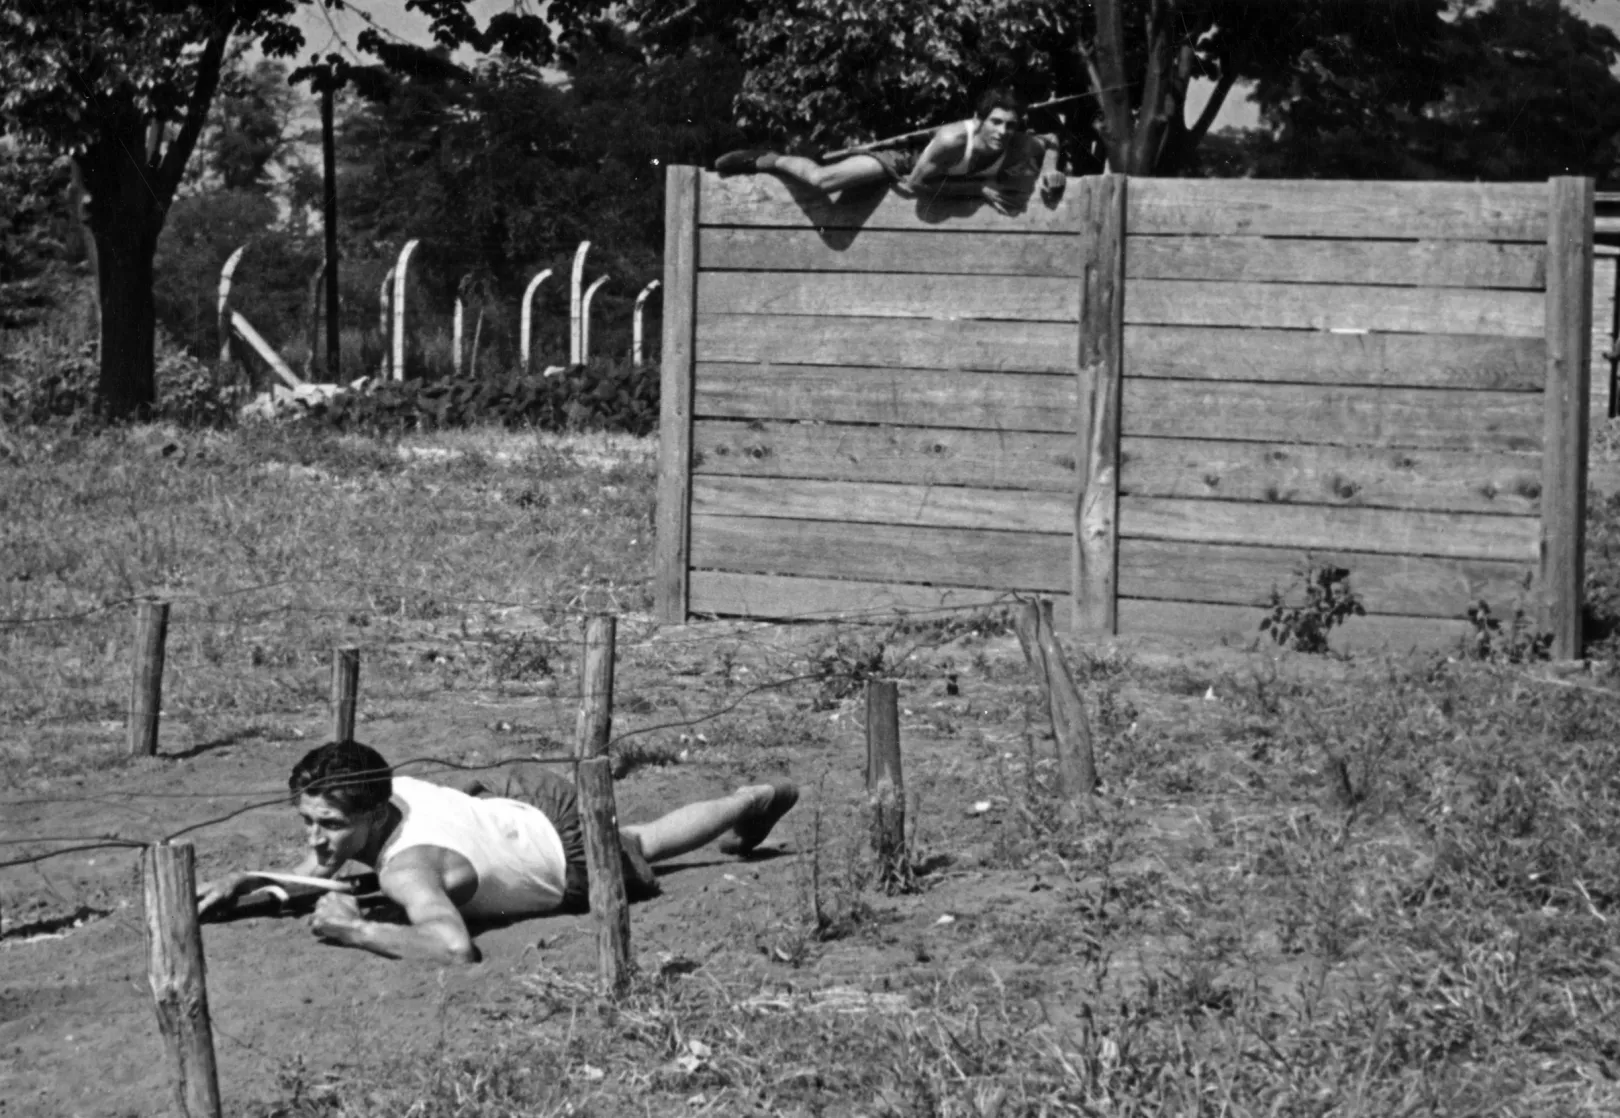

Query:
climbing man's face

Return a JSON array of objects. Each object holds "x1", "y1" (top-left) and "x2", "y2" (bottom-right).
[{"x1": 977, "y1": 107, "x2": 1023, "y2": 153}]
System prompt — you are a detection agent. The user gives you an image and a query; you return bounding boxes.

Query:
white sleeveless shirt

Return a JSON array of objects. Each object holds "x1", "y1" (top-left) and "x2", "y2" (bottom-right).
[
  {"x1": 948, "y1": 119, "x2": 1008, "y2": 180},
  {"x1": 379, "y1": 776, "x2": 568, "y2": 919}
]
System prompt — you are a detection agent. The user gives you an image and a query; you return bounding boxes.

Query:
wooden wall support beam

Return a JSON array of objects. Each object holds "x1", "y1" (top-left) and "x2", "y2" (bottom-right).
[
  {"x1": 1541, "y1": 176, "x2": 1594, "y2": 659},
  {"x1": 656, "y1": 165, "x2": 699, "y2": 622},
  {"x1": 1074, "y1": 174, "x2": 1126, "y2": 634}
]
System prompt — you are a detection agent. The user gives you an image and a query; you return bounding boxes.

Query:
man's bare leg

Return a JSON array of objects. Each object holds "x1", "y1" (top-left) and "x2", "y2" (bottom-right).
[
  {"x1": 715, "y1": 149, "x2": 890, "y2": 194},
  {"x1": 623, "y1": 782, "x2": 798, "y2": 862}
]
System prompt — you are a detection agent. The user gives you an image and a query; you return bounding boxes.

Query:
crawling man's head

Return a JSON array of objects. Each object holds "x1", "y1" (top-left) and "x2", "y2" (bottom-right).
[{"x1": 288, "y1": 740, "x2": 394, "y2": 873}]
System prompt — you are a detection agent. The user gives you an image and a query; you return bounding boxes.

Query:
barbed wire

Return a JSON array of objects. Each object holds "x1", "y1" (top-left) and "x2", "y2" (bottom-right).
[{"x1": 0, "y1": 596, "x2": 1027, "y2": 874}]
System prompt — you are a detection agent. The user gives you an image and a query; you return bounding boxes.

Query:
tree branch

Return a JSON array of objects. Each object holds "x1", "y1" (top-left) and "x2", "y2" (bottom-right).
[
  {"x1": 155, "y1": 11, "x2": 237, "y2": 207},
  {"x1": 1186, "y1": 66, "x2": 1238, "y2": 149},
  {"x1": 1092, "y1": 0, "x2": 1134, "y2": 171}
]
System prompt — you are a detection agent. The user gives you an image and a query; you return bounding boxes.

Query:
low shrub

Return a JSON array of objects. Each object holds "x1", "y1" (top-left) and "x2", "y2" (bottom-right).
[{"x1": 299, "y1": 359, "x2": 658, "y2": 435}]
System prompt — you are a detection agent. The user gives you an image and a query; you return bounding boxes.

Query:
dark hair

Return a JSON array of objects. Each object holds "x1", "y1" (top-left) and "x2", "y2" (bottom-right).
[
  {"x1": 975, "y1": 86, "x2": 1028, "y2": 121},
  {"x1": 289, "y1": 740, "x2": 393, "y2": 814}
]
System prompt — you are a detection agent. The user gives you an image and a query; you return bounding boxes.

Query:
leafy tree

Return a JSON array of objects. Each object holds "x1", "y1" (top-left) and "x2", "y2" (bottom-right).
[{"x1": 0, "y1": 1, "x2": 550, "y2": 419}]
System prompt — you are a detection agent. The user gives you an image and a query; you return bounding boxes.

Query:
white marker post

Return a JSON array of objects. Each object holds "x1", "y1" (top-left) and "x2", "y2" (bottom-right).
[
  {"x1": 569, "y1": 241, "x2": 591, "y2": 365},
  {"x1": 520, "y1": 268, "x2": 553, "y2": 373},
  {"x1": 632, "y1": 279, "x2": 661, "y2": 366},
  {"x1": 580, "y1": 275, "x2": 609, "y2": 364},
  {"x1": 216, "y1": 246, "x2": 246, "y2": 368},
  {"x1": 452, "y1": 273, "x2": 471, "y2": 377},
  {"x1": 391, "y1": 239, "x2": 420, "y2": 381},
  {"x1": 377, "y1": 266, "x2": 394, "y2": 379}
]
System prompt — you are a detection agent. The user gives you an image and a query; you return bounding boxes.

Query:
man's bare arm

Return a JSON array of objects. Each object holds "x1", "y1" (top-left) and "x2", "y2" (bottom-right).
[
  {"x1": 197, "y1": 851, "x2": 335, "y2": 916},
  {"x1": 896, "y1": 122, "x2": 971, "y2": 196},
  {"x1": 310, "y1": 849, "x2": 479, "y2": 965}
]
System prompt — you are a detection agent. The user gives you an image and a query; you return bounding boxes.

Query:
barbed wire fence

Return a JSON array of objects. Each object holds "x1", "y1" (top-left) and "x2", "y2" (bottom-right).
[{"x1": 0, "y1": 583, "x2": 1039, "y2": 879}]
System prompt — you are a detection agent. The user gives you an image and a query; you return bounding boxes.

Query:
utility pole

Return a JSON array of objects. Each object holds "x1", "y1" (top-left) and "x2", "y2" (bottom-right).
[{"x1": 320, "y1": 69, "x2": 341, "y2": 380}]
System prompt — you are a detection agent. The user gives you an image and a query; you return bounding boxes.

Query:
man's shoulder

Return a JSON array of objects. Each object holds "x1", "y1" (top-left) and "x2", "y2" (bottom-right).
[{"x1": 931, "y1": 119, "x2": 972, "y2": 148}]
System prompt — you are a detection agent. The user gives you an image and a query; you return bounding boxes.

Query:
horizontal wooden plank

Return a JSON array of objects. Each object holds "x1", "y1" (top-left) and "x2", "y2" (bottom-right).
[
  {"x1": 692, "y1": 475, "x2": 1071, "y2": 533},
  {"x1": 1125, "y1": 326, "x2": 1545, "y2": 391},
  {"x1": 689, "y1": 571, "x2": 1018, "y2": 621},
  {"x1": 698, "y1": 271, "x2": 1078, "y2": 321},
  {"x1": 1127, "y1": 235, "x2": 1544, "y2": 289},
  {"x1": 1127, "y1": 279, "x2": 1544, "y2": 336},
  {"x1": 1120, "y1": 437, "x2": 1542, "y2": 515},
  {"x1": 699, "y1": 228, "x2": 1079, "y2": 276},
  {"x1": 699, "y1": 169, "x2": 1081, "y2": 232},
  {"x1": 695, "y1": 364, "x2": 1078, "y2": 430},
  {"x1": 1122, "y1": 380, "x2": 1543, "y2": 452},
  {"x1": 696, "y1": 314, "x2": 1077, "y2": 372},
  {"x1": 1128, "y1": 179, "x2": 1548, "y2": 241},
  {"x1": 1118, "y1": 598, "x2": 1472, "y2": 652},
  {"x1": 693, "y1": 420, "x2": 1078, "y2": 490},
  {"x1": 690, "y1": 515, "x2": 1069, "y2": 591},
  {"x1": 1117, "y1": 539, "x2": 1532, "y2": 617},
  {"x1": 1120, "y1": 496, "x2": 1538, "y2": 561}
]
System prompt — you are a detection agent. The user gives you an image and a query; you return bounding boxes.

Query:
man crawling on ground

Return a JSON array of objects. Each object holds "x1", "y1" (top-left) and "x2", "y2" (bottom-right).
[
  {"x1": 714, "y1": 86, "x2": 1065, "y2": 215},
  {"x1": 197, "y1": 740, "x2": 798, "y2": 965}
]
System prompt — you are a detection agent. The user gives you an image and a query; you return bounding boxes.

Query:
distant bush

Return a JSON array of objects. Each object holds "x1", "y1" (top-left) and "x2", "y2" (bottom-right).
[
  {"x1": 0, "y1": 324, "x2": 239, "y2": 428},
  {"x1": 300, "y1": 360, "x2": 658, "y2": 435}
]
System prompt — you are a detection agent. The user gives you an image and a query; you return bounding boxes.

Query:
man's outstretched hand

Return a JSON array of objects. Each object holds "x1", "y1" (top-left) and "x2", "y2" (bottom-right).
[
  {"x1": 981, "y1": 185, "x2": 1019, "y2": 216},
  {"x1": 196, "y1": 871, "x2": 251, "y2": 917}
]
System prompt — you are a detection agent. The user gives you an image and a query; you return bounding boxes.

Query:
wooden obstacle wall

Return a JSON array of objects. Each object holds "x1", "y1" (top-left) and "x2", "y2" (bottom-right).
[{"x1": 658, "y1": 168, "x2": 1593, "y2": 655}]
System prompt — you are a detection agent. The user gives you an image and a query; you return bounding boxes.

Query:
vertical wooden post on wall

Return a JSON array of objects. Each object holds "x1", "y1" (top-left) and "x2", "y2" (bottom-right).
[
  {"x1": 655, "y1": 165, "x2": 699, "y2": 622},
  {"x1": 1542, "y1": 176, "x2": 1594, "y2": 660},
  {"x1": 1074, "y1": 174, "x2": 1127, "y2": 634}
]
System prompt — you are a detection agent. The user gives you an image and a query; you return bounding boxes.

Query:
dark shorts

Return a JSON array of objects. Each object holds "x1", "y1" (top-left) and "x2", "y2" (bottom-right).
[
  {"x1": 869, "y1": 148, "x2": 919, "y2": 181},
  {"x1": 489, "y1": 763, "x2": 659, "y2": 911}
]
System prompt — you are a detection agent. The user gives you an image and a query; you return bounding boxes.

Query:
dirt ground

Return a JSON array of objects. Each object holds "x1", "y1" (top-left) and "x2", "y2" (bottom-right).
[{"x1": 4, "y1": 615, "x2": 1191, "y2": 1118}]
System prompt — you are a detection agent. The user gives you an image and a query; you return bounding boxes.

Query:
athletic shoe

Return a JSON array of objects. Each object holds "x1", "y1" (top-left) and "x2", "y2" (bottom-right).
[
  {"x1": 714, "y1": 148, "x2": 773, "y2": 175},
  {"x1": 719, "y1": 781, "x2": 799, "y2": 855}
]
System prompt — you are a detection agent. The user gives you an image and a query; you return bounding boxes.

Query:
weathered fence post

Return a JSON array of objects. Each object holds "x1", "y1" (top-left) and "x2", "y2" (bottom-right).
[
  {"x1": 129, "y1": 598, "x2": 170, "y2": 757},
  {"x1": 575, "y1": 756, "x2": 632, "y2": 996},
  {"x1": 1542, "y1": 176, "x2": 1594, "y2": 660},
  {"x1": 865, "y1": 680, "x2": 906, "y2": 880},
  {"x1": 633, "y1": 279, "x2": 661, "y2": 365},
  {"x1": 391, "y1": 239, "x2": 420, "y2": 381},
  {"x1": 143, "y1": 842, "x2": 223, "y2": 1118},
  {"x1": 331, "y1": 646, "x2": 360, "y2": 742},
  {"x1": 520, "y1": 268, "x2": 554, "y2": 373},
  {"x1": 1014, "y1": 598, "x2": 1098, "y2": 805},
  {"x1": 572, "y1": 613, "x2": 630, "y2": 994},
  {"x1": 580, "y1": 275, "x2": 608, "y2": 364},
  {"x1": 569, "y1": 241, "x2": 591, "y2": 365},
  {"x1": 575, "y1": 614, "x2": 616, "y2": 758}
]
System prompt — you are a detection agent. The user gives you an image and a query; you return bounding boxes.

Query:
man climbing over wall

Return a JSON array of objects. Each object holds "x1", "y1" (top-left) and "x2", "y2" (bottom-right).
[
  {"x1": 196, "y1": 739, "x2": 798, "y2": 965},
  {"x1": 714, "y1": 86, "x2": 1066, "y2": 216}
]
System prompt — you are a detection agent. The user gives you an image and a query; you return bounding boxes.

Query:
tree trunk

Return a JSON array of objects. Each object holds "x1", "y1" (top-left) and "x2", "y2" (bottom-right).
[{"x1": 79, "y1": 124, "x2": 168, "y2": 420}]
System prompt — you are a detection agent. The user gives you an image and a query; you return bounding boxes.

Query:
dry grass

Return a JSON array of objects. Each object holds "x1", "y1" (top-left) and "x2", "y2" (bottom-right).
[
  {"x1": 8, "y1": 422, "x2": 1620, "y2": 1115},
  {"x1": 0, "y1": 423, "x2": 654, "y2": 784}
]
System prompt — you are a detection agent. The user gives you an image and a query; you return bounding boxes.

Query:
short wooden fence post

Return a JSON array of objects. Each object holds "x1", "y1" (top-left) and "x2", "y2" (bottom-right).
[
  {"x1": 331, "y1": 646, "x2": 360, "y2": 742},
  {"x1": 1014, "y1": 598, "x2": 1098, "y2": 805},
  {"x1": 575, "y1": 756, "x2": 632, "y2": 996},
  {"x1": 143, "y1": 842, "x2": 223, "y2": 1118},
  {"x1": 129, "y1": 598, "x2": 170, "y2": 757},
  {"x1": 575, "y1": 614, "x2": 616, "y2": 759},
  {"x1": 865, "y1": 680, "x2": 906, "y2": 880}
]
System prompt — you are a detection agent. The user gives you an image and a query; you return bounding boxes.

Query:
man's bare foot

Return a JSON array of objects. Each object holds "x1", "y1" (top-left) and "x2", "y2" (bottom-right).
[{"x1": 719, "y1": 781, "x2": 799, "y2": 855}]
